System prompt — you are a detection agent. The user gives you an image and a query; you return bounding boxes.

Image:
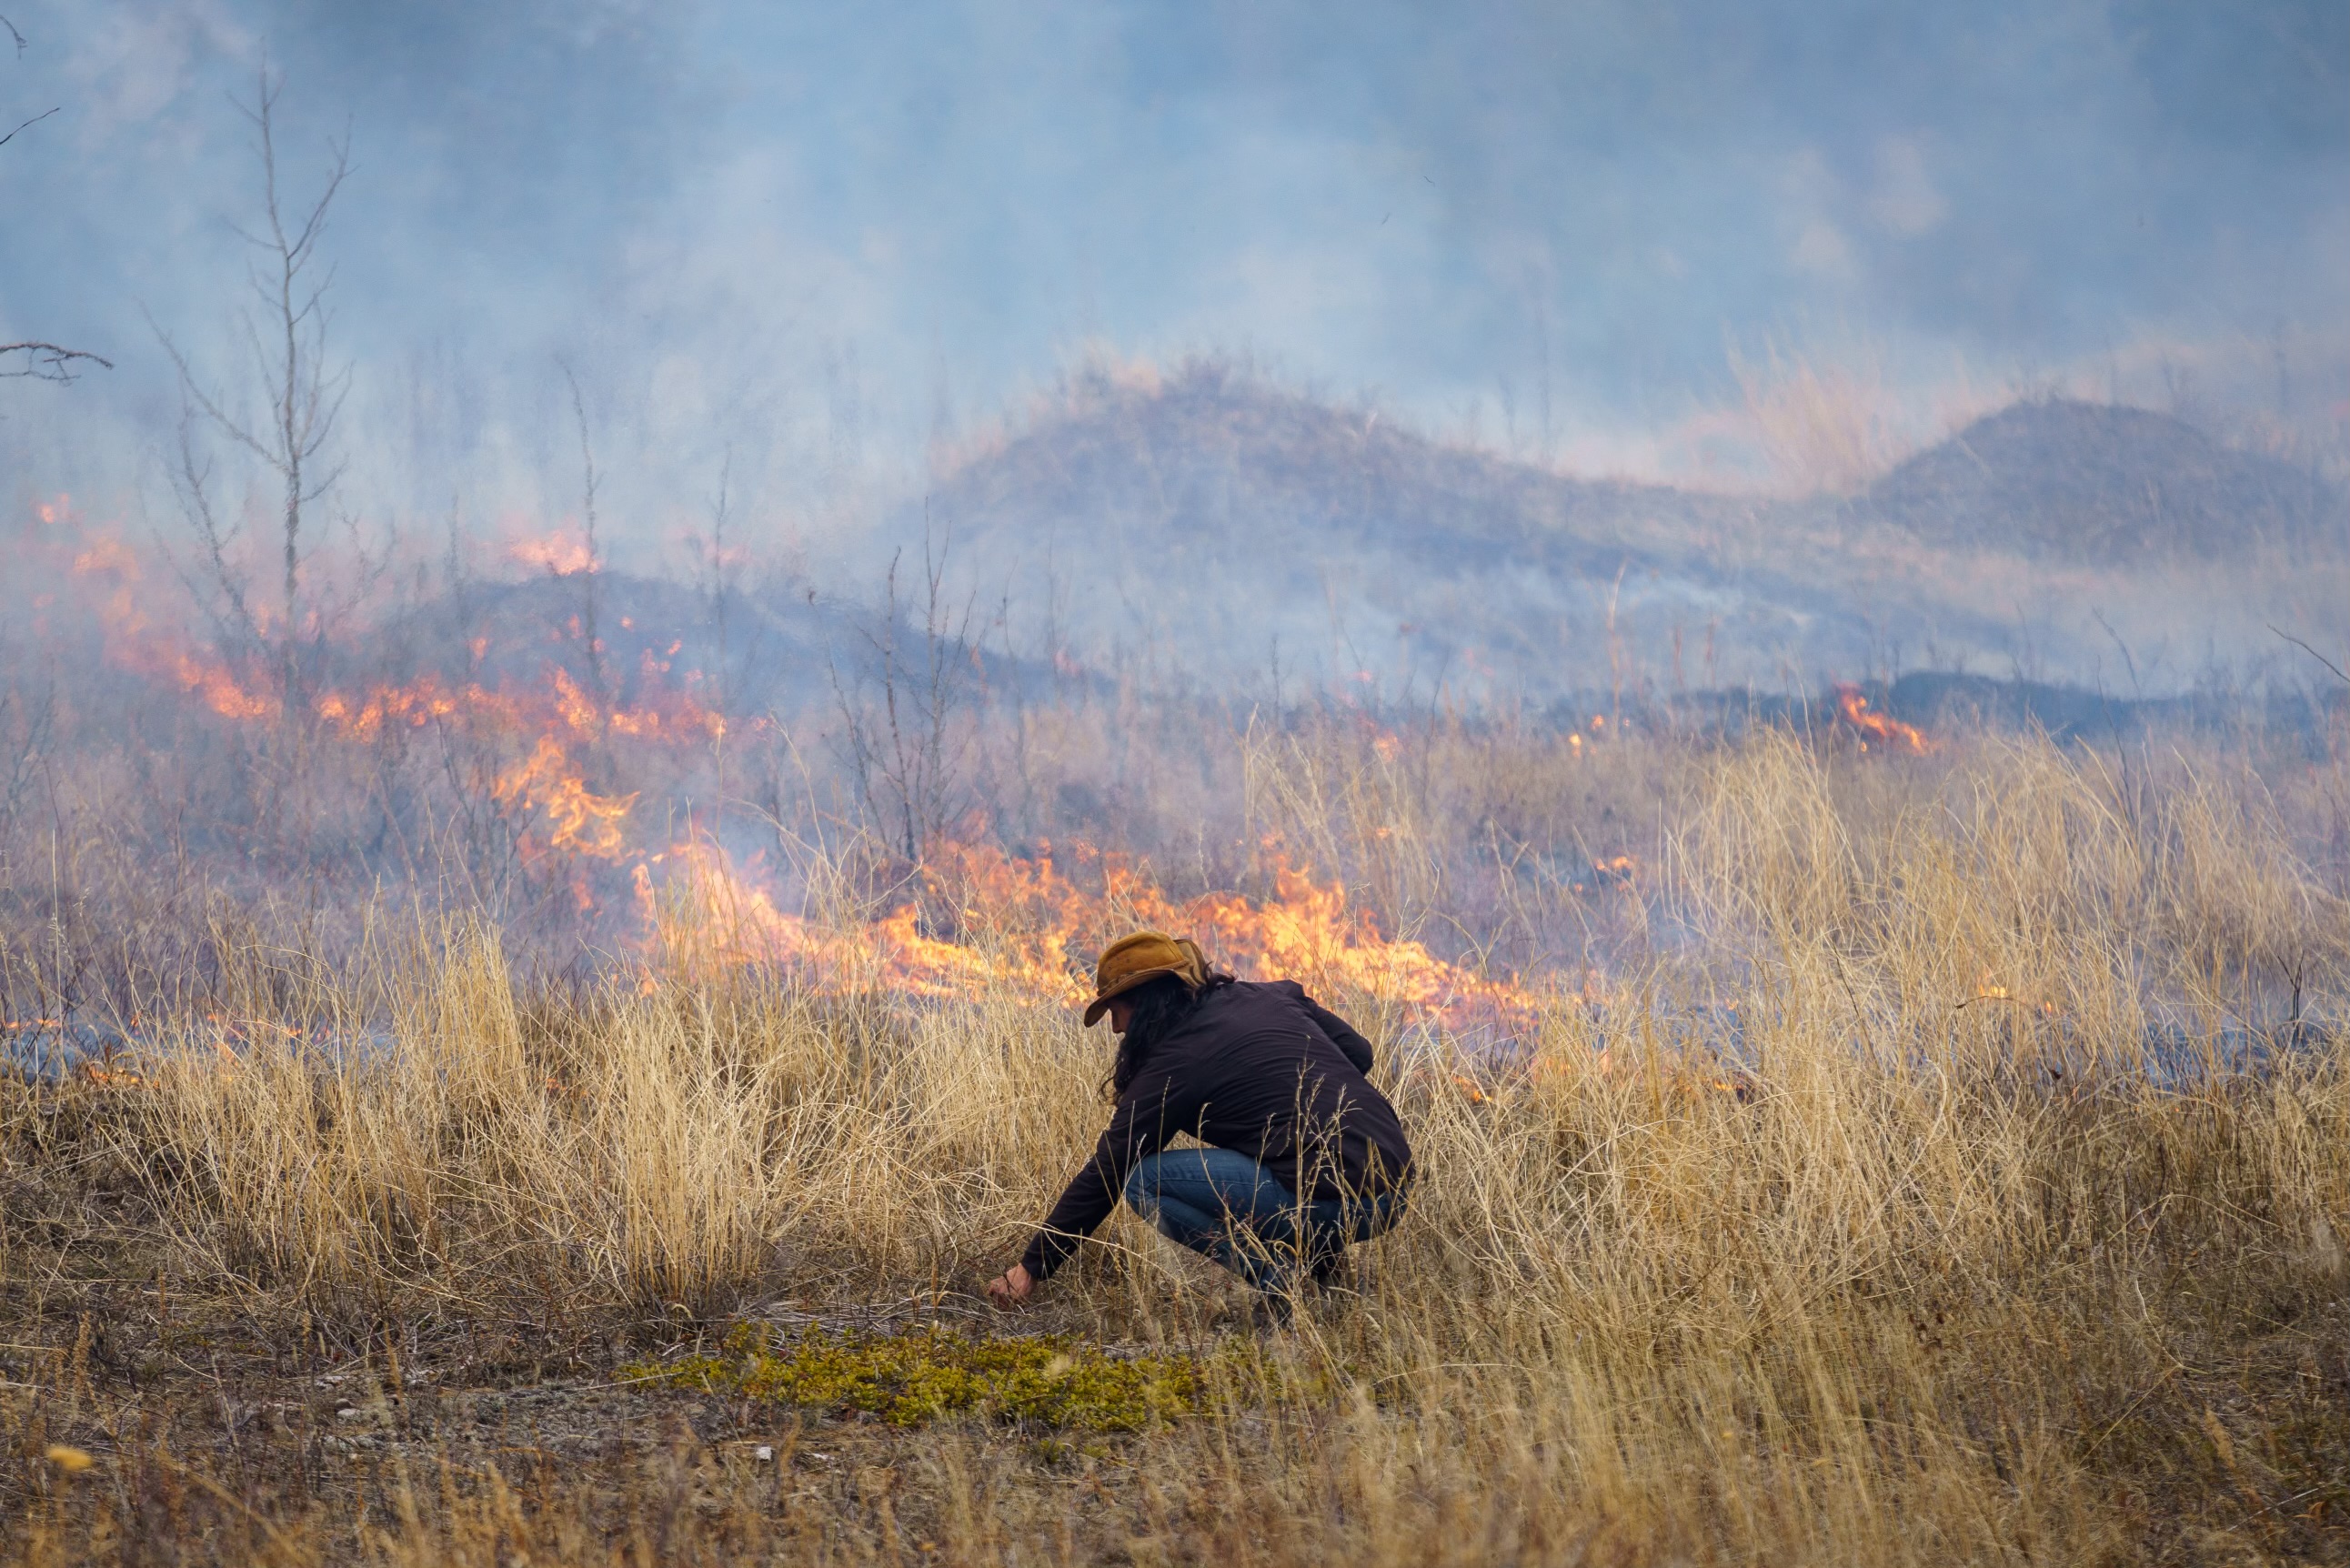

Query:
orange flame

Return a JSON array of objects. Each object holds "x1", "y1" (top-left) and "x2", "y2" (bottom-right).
[
  {"x1": 507, "y1": 531, "x2": 598, "y2": 576},
  {"x1": 71, "y1": 538, "x2": 137, "y2": 575},
  {"x1": 173, "y1": 653, "x2": 279, "y2": 721},
  {"x1": 315, "y1": 675, "x2": 465, "y2": 739},
  {"x1": 53, "y1": 521, "x2": 1584, "y2": 1027},
  {"x1": 61, "y1": 518, "x2": 157, "y2": 642},
  {"x1": 635, "y1": 839, "x2": 1091, "y2": 1002},
  {"x1": 636, "y1": 836, "x2": 1555, "y2": 1032},
  {"x1": 305, "y1": 666, "x2": 723, "y2": 749},
  {"x1": 1833, "y1": 684, "x2": 1931, "y2": 754},
  {"x1": 492, "y1": 736, "x2": 638, "y2": 859},
  {"x1": 1962, "y1": 970, "x2": 2060, "y2": 1017}
]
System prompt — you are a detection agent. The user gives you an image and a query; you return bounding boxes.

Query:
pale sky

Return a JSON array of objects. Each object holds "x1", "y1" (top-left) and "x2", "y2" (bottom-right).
[{"x1": 3, "y1": 0, "x2": 2345, "y2": 538}]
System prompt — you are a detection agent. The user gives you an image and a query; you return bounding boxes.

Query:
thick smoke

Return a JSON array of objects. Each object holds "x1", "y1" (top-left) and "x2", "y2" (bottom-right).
[{"x1": 0, "y1": 0, "x2": 2343, "y2": 655}]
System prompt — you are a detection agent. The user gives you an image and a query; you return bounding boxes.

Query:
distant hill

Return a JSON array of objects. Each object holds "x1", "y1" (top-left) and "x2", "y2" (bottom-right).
[
  {"x1": 914, "y1": 361, "x2": 1900, "y2": 696},
  {"x1": 934, "y1": 360, "x2": 1742, "y2": 576},
  {"x1": 861, "y1": 364, "x2": 2345, "y2": 697},
  {"x1": 364, "y1": 569, "x2": 928, "y2": 727},
  {"x1": 1858, "y1": 399, "x2": 2345, "y2": 563}
]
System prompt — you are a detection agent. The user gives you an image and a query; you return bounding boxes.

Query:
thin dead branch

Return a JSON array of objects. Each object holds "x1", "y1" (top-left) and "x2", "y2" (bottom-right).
[
  {"x1": 0, "y1": 340, "x2": 111, "y2": 381},
  {"x1": 153, "y1": 65, "x2": 353, "y2": 701}
]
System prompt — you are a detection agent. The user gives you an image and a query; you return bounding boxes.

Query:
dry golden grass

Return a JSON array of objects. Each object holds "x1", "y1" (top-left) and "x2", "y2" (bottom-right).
[{"x1": 3, "y1": 729, "x2": 2347, "y2": 1564}]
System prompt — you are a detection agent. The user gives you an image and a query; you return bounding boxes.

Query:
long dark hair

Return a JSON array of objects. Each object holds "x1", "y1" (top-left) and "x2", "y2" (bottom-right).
[{"x1": 1103, "y1": 969, "x2": 1233, "y2": 1101}]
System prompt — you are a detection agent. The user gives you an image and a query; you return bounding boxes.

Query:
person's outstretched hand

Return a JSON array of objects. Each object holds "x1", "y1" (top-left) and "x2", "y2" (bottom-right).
[{"x1": 984, "y1": 1263, "x2": 1033, "y2": 1310}]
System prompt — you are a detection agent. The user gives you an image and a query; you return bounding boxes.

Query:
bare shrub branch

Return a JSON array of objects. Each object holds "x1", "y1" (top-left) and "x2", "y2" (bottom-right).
[
  {"x1": 0, "y1": 339, "x2": 111, "y2": 381},
  {"x1": 829, "y1": 518, "x2": 980, "y2": 864},
  {"x1": 1, "y1": 32, "x2": 108, "y2": 379},
  {"x1": 153, "y1": 64, "x2": 353, "y2": 699}
]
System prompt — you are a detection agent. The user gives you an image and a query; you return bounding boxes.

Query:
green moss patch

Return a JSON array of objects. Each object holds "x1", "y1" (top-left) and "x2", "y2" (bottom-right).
[{"x1": 625, "y1": 1323, "x2": 1213, "y2": 1431}]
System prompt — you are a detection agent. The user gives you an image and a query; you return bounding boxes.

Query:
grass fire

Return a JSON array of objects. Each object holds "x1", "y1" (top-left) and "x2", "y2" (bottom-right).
[
  {"x1": 6, "y1": 493, "x2": 2345, "y2": 1562},
  {"x1": 5, "y1": 8, "x2": 2350, "y2": 1564}
]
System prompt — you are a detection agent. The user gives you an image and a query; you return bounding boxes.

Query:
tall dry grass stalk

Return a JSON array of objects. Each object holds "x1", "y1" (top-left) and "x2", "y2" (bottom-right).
[
  {"x1": 1727, "y1": 337, "x2": 1910, "y2": 497},
  {"x1": 5, "y1": 729, "x2": 2346, "y2": 1563}
]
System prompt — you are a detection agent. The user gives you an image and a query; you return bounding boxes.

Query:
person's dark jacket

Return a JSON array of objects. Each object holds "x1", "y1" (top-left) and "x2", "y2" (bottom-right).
[{"x1": 1019, "y1": 980, "x2": 1413, "y2": 1282}]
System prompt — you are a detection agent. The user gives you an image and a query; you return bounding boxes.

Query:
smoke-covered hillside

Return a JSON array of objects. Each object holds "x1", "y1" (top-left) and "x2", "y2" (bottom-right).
[
  {"x1": 1857, "y1": 399, "x2": 2345, "y2": 562},
  {"x1": 904, "y1": 363, "x2": 2346, "y2": 701}
]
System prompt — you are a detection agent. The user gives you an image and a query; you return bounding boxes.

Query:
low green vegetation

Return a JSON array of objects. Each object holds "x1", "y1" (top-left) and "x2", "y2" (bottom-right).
[{"x1": 626, "y1": 1323, "x2": 1213, "y2": 1431}]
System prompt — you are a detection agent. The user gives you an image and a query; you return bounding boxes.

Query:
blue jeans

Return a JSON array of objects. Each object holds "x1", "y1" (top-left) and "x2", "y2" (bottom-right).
[{"x1": 1121, "y1": 1147, "x2": 1405, "y2": 1297}]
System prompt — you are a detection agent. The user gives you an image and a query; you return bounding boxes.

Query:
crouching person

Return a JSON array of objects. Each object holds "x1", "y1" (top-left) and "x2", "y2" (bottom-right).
[{"x1": 985, "y1": 931, "x2": 1413, "y2": 1320}]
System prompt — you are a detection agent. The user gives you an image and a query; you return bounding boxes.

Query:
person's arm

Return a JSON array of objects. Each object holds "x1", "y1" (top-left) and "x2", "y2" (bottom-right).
[
  {"x1": 1009, "y1": 1074, "x2": 1176, "y2": 1288},
  {"x1": 1294, "y1": 986, "x2": 1376, "y2": 1075}
]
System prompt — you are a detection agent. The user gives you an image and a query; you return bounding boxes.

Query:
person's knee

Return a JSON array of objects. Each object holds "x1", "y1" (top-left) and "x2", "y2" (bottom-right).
[
  {"x1": 1347, "y1": 1191, "x2": 1400, "y2": 1242},
  {"x1": 1121, "y1": 1156, "x2": 1163, "y2": 1217}
]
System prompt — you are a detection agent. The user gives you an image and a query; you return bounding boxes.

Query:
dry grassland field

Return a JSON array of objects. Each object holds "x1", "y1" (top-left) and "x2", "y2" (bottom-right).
[
  {"x1": 8, "y1": 1, "x2": 2350, "y2": 1561},
  {"x1": 3, "y1": 666, "x2": 2347, "y2": 1564}
]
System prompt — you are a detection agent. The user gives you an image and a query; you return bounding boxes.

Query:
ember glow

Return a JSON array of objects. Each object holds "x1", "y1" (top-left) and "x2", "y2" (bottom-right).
[
  {"x1": 1592, "y1": 854, "x2": 1637, "y2": 887},
  {"x1": 1963, "y1": 972, "x2": 2061, "y2": 1017}
]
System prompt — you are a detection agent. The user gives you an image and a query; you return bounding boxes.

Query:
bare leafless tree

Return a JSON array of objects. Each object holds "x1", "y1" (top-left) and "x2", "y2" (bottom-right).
[
  {"x1": 1, "y1": 21, "x2": 110, "y2": 383},
  {"x1": 0, "y1": 648, "x2": 56, "y2": 843},
  {"x1": 559, "y1": 361, "x2": 609, "y2": 705},
  {"x1": 153, "y1": 65, "x2": 352, "y2": 699},
  {"x1": 688, "y1": 449, "x2": 739, "y2": 829},
  {"x1": 829, "y1": 522, "x2": 979, "y2": 863}
]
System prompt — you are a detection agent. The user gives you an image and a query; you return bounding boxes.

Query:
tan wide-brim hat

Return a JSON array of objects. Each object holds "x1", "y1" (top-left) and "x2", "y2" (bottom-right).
[{"x1": 1083, "y1": 930, "x2": 1210, "y2": 1026}]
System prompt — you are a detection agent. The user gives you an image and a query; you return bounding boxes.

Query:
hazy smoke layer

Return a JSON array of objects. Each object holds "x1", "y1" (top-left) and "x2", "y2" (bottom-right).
[{"x1": 0, "y1": 0, "x2": 2342, "y2": 604}]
